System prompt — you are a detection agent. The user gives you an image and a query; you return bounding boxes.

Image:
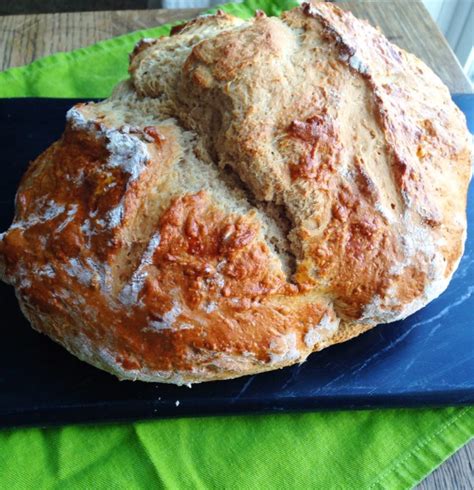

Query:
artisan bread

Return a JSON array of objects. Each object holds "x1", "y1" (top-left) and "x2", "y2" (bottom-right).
[{"x1": 0, "y1": 3, "x2": 471, "y2": 384}]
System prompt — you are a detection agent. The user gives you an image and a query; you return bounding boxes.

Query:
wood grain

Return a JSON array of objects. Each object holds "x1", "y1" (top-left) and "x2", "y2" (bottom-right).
[
  {"x1": 0, "y1": 0, "x2": 148, "y2": 16},
  {"x1": 0, "y1": 1, "x2": 471, "y2": 92},
  {"x1": 338, "y1": 0, "x2": 472, "y2": 93},
  {"x1": 0, "y1": 1, "x2": 472, "y2": 488},
  {"x1": 417, "y1": 439, "x2": 473, "y2": 490},
  {"x1": 0, "y1": 8, "x2": 202, "y2": 71}
]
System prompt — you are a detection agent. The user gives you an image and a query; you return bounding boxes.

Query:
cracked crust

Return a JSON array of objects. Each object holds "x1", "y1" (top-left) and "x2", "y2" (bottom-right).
[{"x1": 0, "y1": 3, "x2": 471, "y2": 384}]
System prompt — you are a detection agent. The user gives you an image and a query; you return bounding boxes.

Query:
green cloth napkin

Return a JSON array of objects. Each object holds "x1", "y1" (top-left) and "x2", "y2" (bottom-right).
[{"x1": 0, "y1": 0, "x2": 472, "y2": 488}]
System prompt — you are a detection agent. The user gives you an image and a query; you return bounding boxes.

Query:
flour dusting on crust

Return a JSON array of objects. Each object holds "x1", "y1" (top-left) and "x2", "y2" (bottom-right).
[{"x1": 0, "y1": 4, "x2": 470, "y2": 384}]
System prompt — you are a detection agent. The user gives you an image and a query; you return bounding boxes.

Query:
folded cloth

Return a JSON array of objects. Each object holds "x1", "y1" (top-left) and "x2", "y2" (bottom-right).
[{"x1": 0, "y1": 1, "x2": 472, "y2": 488}]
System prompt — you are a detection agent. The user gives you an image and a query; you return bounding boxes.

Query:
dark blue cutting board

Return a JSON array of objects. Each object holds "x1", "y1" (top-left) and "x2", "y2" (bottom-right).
[{"x1": 0, "y1": 97, "x2": 473, "y2": 428}]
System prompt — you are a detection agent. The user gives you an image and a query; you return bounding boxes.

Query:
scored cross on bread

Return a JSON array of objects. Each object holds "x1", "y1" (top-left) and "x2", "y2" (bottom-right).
[{"x1": 0, "y1": 4, "x2": 471, "y2": 384}]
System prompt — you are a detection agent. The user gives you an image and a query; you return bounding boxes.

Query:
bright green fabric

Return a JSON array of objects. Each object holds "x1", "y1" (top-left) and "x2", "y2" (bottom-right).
[{"x1": 0, "y1": 0, "x2": 472, "y2": 488}]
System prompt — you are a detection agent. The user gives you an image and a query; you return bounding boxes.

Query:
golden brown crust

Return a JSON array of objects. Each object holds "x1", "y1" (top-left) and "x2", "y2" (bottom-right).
[{"x1": 0, "y1": 3, "x2": 471, "y2": 384}]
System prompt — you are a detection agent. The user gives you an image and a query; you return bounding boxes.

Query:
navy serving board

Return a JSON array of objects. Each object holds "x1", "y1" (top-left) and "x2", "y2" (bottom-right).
[{"x1": 0, "y1": 97, "x2": 473, "y2": 428}]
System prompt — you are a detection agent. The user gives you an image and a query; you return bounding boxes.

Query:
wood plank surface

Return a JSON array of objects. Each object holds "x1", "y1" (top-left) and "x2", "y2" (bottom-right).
[
  {"x1": 338, "y1": 0, "x2": 472, "y2": 93},
  {"x1": 0, "y1": 1, "x2": 472, "y2": 488},
  {"x1": 417, "y1": 439, "x2": 473, "y2": 490},
  {"x1": 0, "y1": 1, "x2": 471, "y2": 92},
  {"x1": 0, "y1": 8, "x2": 202, "y2": 71}
]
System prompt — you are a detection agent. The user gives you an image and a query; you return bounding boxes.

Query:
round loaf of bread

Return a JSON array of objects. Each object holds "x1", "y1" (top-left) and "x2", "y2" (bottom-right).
[{"x1": 0, "y1": 3, "x2": 471, "y2": 384}]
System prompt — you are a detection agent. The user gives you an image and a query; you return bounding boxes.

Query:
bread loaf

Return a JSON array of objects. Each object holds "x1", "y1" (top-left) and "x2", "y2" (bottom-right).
[{"x1": 0, "y1": 3, "x2": 471, "y2": 384}]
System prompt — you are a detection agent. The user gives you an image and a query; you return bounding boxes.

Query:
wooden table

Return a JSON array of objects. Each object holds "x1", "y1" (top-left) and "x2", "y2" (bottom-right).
[
  {"x1": 0, "y1": 0, "x2": 471, "y2": 92},
  {"x1": 0, "y1": 1, "x2": 472, "y2": 488}
]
